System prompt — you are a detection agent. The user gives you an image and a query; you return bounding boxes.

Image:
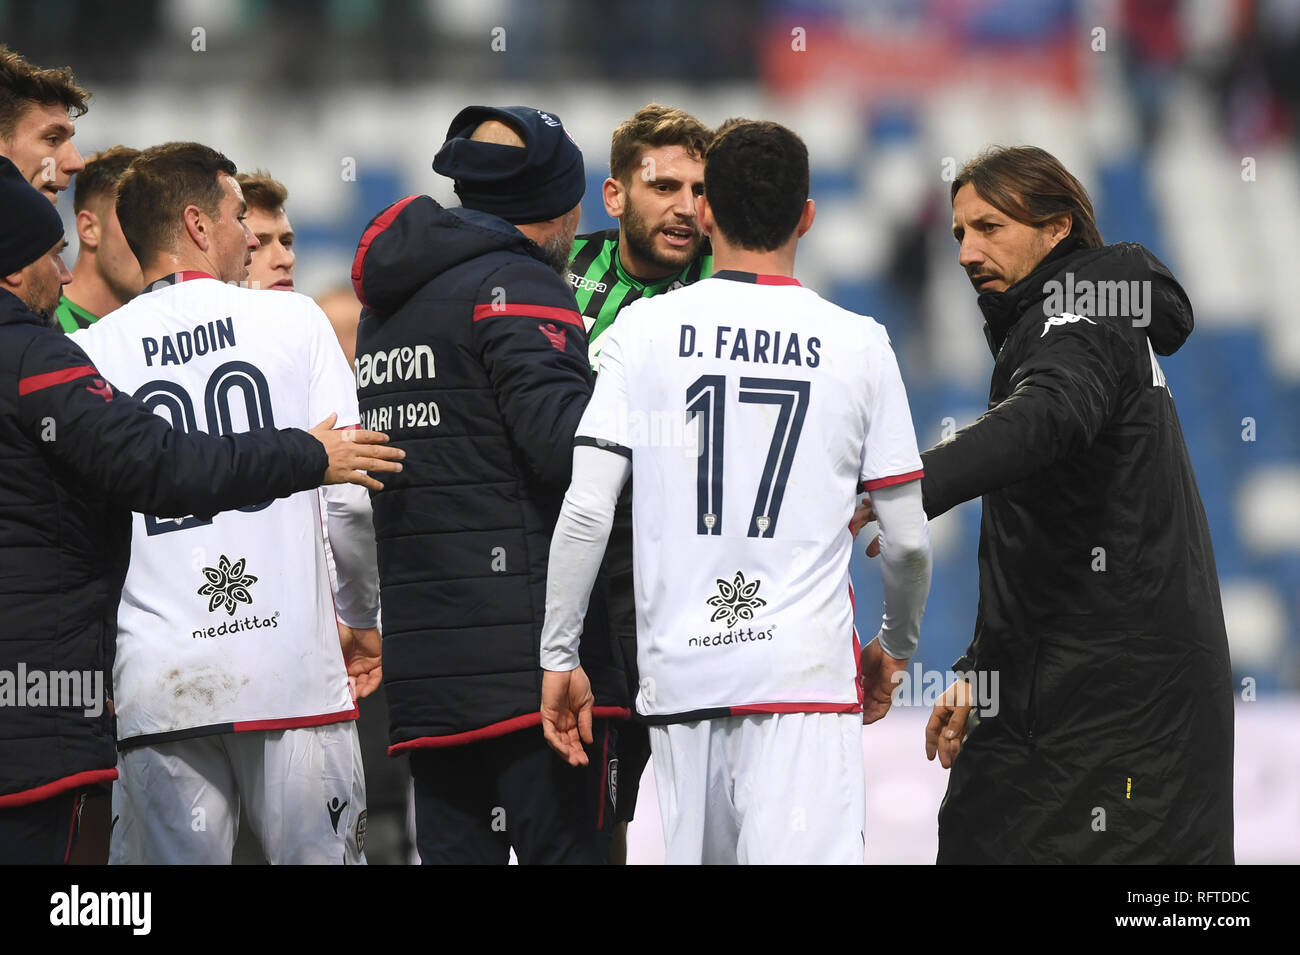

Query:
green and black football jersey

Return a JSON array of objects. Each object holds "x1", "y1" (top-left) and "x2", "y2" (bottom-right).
[
  {"x1": 54, "y1": 295, "x2": 99, "y2": 333},
  {"x1": 568, "y1": 228, "x2": 712, "y2": 369}
]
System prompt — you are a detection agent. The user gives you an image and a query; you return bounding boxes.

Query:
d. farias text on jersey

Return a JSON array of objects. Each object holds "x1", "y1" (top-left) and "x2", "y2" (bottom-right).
[
  {"x1": 679, "y1": 324, "x2": 821, "y2": 366},
  {"x1": 141, "y1": 314, "x2": 236, "y2": 366}
]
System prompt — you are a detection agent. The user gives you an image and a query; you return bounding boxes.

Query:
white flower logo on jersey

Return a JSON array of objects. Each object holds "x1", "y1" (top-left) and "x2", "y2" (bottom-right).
[
  {"x1": 197, "y1": 555, "x2": 258, "y2": 616},
  {"x1": 707, "y1": 571, "x2": 767, "y2": 628}
]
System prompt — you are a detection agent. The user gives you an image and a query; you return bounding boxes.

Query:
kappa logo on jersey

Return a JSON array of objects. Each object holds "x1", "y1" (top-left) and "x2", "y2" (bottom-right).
[
  {"x1": 569, "y1": 272, "x2": 608, "y2": 294},
  {"x1": 608, "y1": 758, "x2": 619, "y2": 810},
  {"x1": 327, "y1": 796, "x2": 348, "y2": 834},
  {"x1": 354, "y1": 343, "x2": 436, "y2": 388},
  {"x1": 85, "y1": 377, "x2": 113, "y2": 402},
  {"x1": 537, "y1": 110, "x2": 561, "y2": 127},
  {"x1": 707, "y1": 571, "x2": 768, "y2": 628},
  {"x1": 355, "y1": 809, "x2": 368, "y2": 855},
  {"x1": 1041, "y1": 312, "x2": 1097, "y2": 337},
  {"x1": 539, "y1": 322, "x2": 567, "y2": 352},
  {"x1": 197, "y1": 555, "x2": 258, "y2": 616}
]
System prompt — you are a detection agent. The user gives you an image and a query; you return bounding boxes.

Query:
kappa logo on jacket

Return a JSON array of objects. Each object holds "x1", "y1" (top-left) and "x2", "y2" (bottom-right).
[{"x1": 1040, "y1": 312, "x2": 1097, "y2": 337}]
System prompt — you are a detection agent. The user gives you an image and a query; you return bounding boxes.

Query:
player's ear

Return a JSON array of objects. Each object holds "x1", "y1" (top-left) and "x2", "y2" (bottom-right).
[
  {"x1": 75, "y1": 209, "x2": 100, "y2": 249},
  {"x1": 697, "y1": 194, "x2": 715, "y2": 237},
  {"x1": 602, "y1": 177, "x2": 625, "y2": 219},
  {"x1": 795, "y1": 199, "x2": 815, "y2": 238},
  {"x1": 183, "y1": 204, "x2": 209, "y2": 251}
]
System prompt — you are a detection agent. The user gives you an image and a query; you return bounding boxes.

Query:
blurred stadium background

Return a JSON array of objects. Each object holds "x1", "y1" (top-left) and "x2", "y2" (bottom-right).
[{"x1": 8, "y1": 0, "x2": 1298, "y2": 863}]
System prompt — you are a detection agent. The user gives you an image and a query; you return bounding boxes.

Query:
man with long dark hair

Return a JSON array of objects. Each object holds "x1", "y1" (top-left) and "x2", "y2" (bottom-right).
[{"x1": 867, "y1": 145, "x2": 1233, "y2": 864}]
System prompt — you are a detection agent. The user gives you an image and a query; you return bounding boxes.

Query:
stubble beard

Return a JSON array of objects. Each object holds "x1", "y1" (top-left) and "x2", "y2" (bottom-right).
[
  {"x1": 622, "y1": 201, "x2": 699, "y2": 276},
  {"x1": 540, "y1": 227, "x2": 577, "y2": 278}
]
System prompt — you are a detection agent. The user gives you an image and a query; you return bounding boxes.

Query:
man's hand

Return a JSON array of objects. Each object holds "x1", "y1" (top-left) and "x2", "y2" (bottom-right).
[
  {"x1": 925, "y1": 679, "x2": 974, "y2": 768},
  {"x1": 851, "y1": 494, "x2": 884, "y2": 557},
  {"x1": 860, "y1": 636, "x2": 909, "y2": 724},
  {"x1": 310, "y1": 413, "x2": 405, "y2": 491},
  {"x1": 541, "y1": 667, "x2": 594, "y2": 767},
  {"x1": 339, "y1": 623, "x2": 382, "y2": 699},
  {"x1": 850, "y1": 495, "x2": 874, "y2": 538}
]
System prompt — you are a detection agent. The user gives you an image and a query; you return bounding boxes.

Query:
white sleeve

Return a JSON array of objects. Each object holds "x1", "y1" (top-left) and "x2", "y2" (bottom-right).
[
  {"x1": 871, "y1": 478, "x2": 931, "y2": 659},
  {"x1": 861, "y1": 339, "x2": 924, "y2": 491},
  {"x1": 541, "y1": 326, "x2": 634, "y2": 670},
  {"x1": 306, "y1": 302, "x2": 380, "y2": 628},
  {"x1": 540, "y1": 445, "x2": 632, "y2": 671},
  {"x1": 574, "y1": 324, "x2": 632, "y2": 454}
]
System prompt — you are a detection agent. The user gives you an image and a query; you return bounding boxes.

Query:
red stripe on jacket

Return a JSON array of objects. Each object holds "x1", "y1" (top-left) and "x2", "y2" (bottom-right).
[
  {"x1": 351, "y1": 195, "x2": 420, "y2": 309},
  {"x1": 0, "y1": 768, "x2": 117, "y2": 809},
  {"x1": 388, "y1": 706, "x2": 631, "y2": 754},
  {"x1": 471, "y1": 303, "x2": 584, "y2": 329},
  {"x1": 18, "y1": 365, "x2": 99, "y2": 396}
]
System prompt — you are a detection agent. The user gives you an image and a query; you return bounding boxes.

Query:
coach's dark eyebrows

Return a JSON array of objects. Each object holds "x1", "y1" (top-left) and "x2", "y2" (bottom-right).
[{"x1": 952, "y1": 213, "x2": 998, "y2": 241}]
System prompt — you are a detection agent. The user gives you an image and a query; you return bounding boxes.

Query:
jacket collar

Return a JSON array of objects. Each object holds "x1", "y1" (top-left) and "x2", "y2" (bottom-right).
[
  {"x1": 0, "y1": 287, "x2": 50, "y2": 329},
  {"x1": 976, "y1": 235, "x2": 1085, "y2": 356}
]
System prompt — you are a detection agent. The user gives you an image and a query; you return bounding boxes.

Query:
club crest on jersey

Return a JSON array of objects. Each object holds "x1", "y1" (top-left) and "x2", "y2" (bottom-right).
[
  {"x1": 707, "y1": 571, "x2": 767, "y2": 628},
  {"x1": 196, "y1": 555, "x2": 258, "y2": 616},
  {"x1": 539, "y1": 322, "x2": 567, "y2": 352}
]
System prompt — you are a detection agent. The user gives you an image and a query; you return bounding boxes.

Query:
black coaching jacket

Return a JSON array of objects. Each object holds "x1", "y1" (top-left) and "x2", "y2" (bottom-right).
[
  {"x1": 351, "y1": 197, "x2": 628, "y2": 752},
  {"x1": 921, "y1": 236, "x2": 1234, "y2": 863},
  {"x1": 0, "y1": 288, "x2": 326, "y2": 808}
]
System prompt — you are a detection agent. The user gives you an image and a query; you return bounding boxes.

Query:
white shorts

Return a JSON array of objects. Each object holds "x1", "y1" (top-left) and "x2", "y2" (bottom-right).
[
  {"x1": 110, "y1": 721, "x2": 367, "y2": 865},
  {"x1": 649, "y1": 712, "x2": 864, "y2": 865}
]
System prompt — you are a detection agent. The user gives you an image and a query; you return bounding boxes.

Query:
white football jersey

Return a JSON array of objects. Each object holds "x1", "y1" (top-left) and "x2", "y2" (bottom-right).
[
  {"x1": 72, "y1": 273, "x2": 378, "y2": 745},
  {"x1": 575, "y1": 272, "x2": 923, "y2": 721}
]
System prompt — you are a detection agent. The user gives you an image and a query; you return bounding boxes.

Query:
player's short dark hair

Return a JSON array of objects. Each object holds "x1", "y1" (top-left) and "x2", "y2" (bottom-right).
[
  {"x1": 117, "y1": 142, "x2": 237, "y2": 264},
  {"x1": 609, "y1": 103, "x2": 712, "y2": 186},
  {"x1": 952, "y1": 146, "x2": 1103, "y2": 249},
  {"x1": 73, "y1": 145, "x2": 140, "y2": 214},
  {"x1": 236, "y1": 170, "x2": 288, "y2": 214},
  {"x1": 703, "y1": 119, "x2": 808, "y2": 252},
  {"x1": 0, "y1": 45, "x2": 89, "y2": 141}
]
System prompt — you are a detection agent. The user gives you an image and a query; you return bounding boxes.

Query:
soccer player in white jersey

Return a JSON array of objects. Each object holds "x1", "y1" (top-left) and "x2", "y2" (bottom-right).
[
  {"x1": 72, "y1": 142, "x2": 380, "y2": 864},
  {"x1": 540, "y1": 120, "x2": 933, "y2": 864}
]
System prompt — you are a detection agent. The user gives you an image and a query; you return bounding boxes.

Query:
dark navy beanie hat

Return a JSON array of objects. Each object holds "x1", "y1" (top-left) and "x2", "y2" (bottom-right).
[
  {"x1": 0, "y1": 156, "x2": 64, "y2": 275},
  {"x1": 433, "y1": 105, "x2": 585, "y2": 225}
]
